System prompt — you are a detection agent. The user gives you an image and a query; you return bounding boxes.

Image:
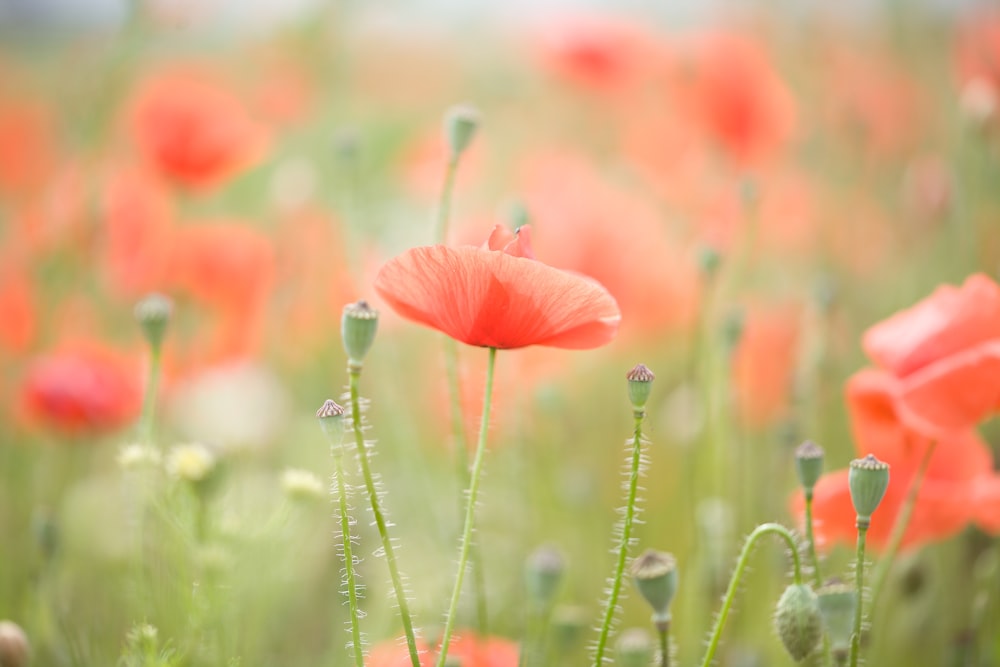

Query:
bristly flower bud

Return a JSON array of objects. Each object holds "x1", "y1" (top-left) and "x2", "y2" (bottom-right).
[
  {"x1": 626, "y1": 364, "x2": 655, "y2": 412},
  {"x1": 816, "y1": 580, "x2": 857, "y2": 662},
  {"x1": 445, "y1": 104, "x2": 480, "y2": 160},
  {"x1": 316, "y1": 399, "x2": 347, "y2": 453},
  {"x1": 794, "y1": 441, "x2": 824, "y2": 495},
  {"x1": 616, "y1": 628, "x2": 654, "y2": 667},
  {"x1": 848, "y1": 454, "x2": 890, "y2": 526},
  {"x1": 630, "y1": 549, "x2": 678, "y2": 625},
  {"x1": 0, "y1": 620, "x2": 30, "y2": 667},
  {"x1": 134, "y1": 293, "x2": 172, "y2": 349},
  {"x1": 342, "y1": 300, "x2": 378, "y2": 368},
  {"x1": 774, "y1": 584, "x2": 822, "y2": 662},
  {"x1": 525, "y1": 544, "x2": 564, "y2": 607}
]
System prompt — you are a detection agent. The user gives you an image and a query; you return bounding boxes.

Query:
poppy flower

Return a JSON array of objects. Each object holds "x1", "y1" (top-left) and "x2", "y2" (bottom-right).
[
  {"x1": 368, "y1": 631, "x2": 519, "y2": 667},
  {"x1": 0, "y1": 259, "x2": 37, "y2": 357},
  {"x1": 731, "y1": 304, "x2": 800, "y2": 427},
  {"x1": 0, "y1": 98, "x2": 56, "y2": 198},
  {"x1": 862, "y1": 273, "x2": 1000, "y2": 436},
  {"x1": 373, "y1": 225, "x2": 621, "y2": 350},
  {"x1": 128, "y1": 69, "x2": 268, "y2": 189},
  {"x1": 17, "y1": 341, "x2": 143, "y2": 435}
]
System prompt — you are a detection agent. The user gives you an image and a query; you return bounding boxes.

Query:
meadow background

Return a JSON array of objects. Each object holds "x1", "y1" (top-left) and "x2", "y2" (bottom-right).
[{"x1": 1, "y1": 1, "x2": 999, "y2": 666}]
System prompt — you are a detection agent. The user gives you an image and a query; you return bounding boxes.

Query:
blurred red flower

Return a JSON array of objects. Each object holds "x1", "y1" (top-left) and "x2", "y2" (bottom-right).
[
  {"x1": 368, "y1": 631, "x2": 518, "y2": 667},
  {"x1": 956, "y1": 10, "x2": 1000, "y2": 91},
  {"x1": 862, "y1": 273, "x2": 1000, "y2": 437},
  {"x1": 374, "y1": 224, "x2": 620, "y2": 349},
  {"x1": 732, "y1": 304, "x2": 800, "y2": 427},
  {"x1": 18, "y1": 341, "x2": 142, "y2": 435},
  {"x1": 0, "y1": 259, "x2": 37, "y2": 357},
  {"x1": 0, "y1": 98, "x2": 56, "y2": 198},
  {"x1": 128, "y1": 69, "x2": 268, "y2": 189}
]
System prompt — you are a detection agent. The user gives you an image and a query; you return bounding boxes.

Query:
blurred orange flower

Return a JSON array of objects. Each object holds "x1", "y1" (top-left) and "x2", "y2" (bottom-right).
[
  {"x1": 956, "y1": 10, "x2": 1000, "y2": 91},
  {"x1": 17, "y1": 341, "x2": 142, "y2": 435},
  {"x1": 128, "y1": 69, "x2": 268, "y2": 189},
  {"x1": 374, "y1": 224, "x2": 620, "y2": 349},
  {"x1": 732, "y1": 304, "x2": 800, "y2": 427},
  {"x1": 0, "y1": 259, "x2": 37, "y2": 357},
  {"x1": 0, "y1": 98, "x2": 56, "y2": 198},
  {"x1": 368, "y1": 631, "x2": 518, "y2": 667},
  {"x1": 862, "y1": 273, "x2": 1000, "y2": 437}
]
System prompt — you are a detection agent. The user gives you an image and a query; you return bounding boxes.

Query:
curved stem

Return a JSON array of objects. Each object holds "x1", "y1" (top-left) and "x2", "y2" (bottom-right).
[
  {"x1": 436, "y1": 347, "x2": 498, "y2": 667},
  {"x1": 868, "y1": 439, "x2": 938, "y2": 607},
  {"x1": 592, "y1": 411, "x2": 646, "y2": 666},
  {"x1": 849, "y1": 524, "x2": 868, "y2": 667},
  {"x1": 699, "y1": 523, "x2": 803, "y2": 667},
  {"x1": 334, "y1": 453, "x2": 365, "y2": 667},
  {"x1": 349, "y1": 367, "x2": 421, "y2": 667},
  {"x1": 138, "y1": 345, "x2": 162, "y2": 446}
]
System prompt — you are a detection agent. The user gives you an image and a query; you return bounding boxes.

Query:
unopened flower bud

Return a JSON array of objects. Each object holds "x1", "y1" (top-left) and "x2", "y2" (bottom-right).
[
  {"x1": 697, "y1": 245, "x2": 722, "y2": 279},
  {"x1": 617, "y1": 628, "x2": 654, "y2": 667},
  {"x1": 445, "y1": 104, "x2": 480, "y2": 160},
  {"x1": 848, "y1": 454, "x2": 890, "y2": 526},
  {"x1": 342, "y1": 300, "x2": 378, "y2": 367},
  {"x1": 281, "y1": 468, "x2": 325, "y2": 502},
  {"x1": 816, "y1": 580, "x2": 856, "y2": 662},
  {"x1": 626, "y1": 364, "x2": 655, "y2": 412},
  {"x1": 630, "y1": 550, "x2": 678, "y2": 625},
  {"x1": 316, "y1": 399, "x2": 347, "y2": 453},
  {"x1": 525, "y1": 544, "x2": 564, "y2": 606},
  {"x1": 0, "y1": 621, "x2": 29, "y2": 667},
  {"x1": 134, "y1": 293, "x2": 172, "y2": 349},
  {"x1": 774, "y1": 584, "x2": 822, "y2": 662},
  {"x1": 794, "y1": 441, "x2": 824, "y2": 495}
]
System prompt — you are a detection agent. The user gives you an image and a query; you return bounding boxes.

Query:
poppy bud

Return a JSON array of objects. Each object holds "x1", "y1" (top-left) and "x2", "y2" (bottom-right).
[
  {"x1": 816, "y1": 580, "x2": 857, "y2": 663},
  {"x1": 774, "y1": 584, "x2": 822, "y2": 662},
  {"x1": 697, "y1": 244, "x2": 722, "y2": 279},
  {"x1": 316, "y1": 399, "x2": 347, "y2": 453},
  {"x1": 342, "y1": 300, "x2": 378, "y2": 368},
  {"x1": 630, "y1": 550, "x2": 678, "y2": 625},
  {"x1": 0, "y1": 621, "x2": 29, "y2": 667},
  {"x1": 134, "y1": 293, "x2": 172, "y2": 349},
  {"x1": 626, "y1": 364, "x2": 655, "y2": 412},
  {"x1": 445, "y1": 104, "x2": 480, "y2": 160},
  {"x1": 794, "y1": 441, "x2": 824, "y2": 495},
  {"x1": 848, "y1": 454, "x2": 890, "y2": 526},
  {"x1": 525, "y1": 544, "x2": 564, "y2": 606},
  {"x1": 616, "y1": 628, "x2": 654, "y2": 667}
]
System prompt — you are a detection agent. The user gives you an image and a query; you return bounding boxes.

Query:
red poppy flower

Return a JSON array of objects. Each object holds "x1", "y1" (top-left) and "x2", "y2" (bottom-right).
[
  {"x1": 0, "y1": 259, "x2": 37, "y2": 357},
  {"x1": 0, "y1": 98, "x2": 56, "y2": 198},
  {"x1": 128, "y1": 69, "x2": 268, "y2": 189},
  {"x1": 862, "y1": 273, "x2": 1000, "y2": 436},
  {"x1": 368, "y1": 631, "x2": 519, "y2": 667},
  {"x1": 731, "y1": 304, "x2": 800, "y2": 427},
  {"x1": 374, "y1": 225, "x2": 620, "y2": 349},
  {"x1": 18, "y1": 341, "x2": 143, "y2": 435}
]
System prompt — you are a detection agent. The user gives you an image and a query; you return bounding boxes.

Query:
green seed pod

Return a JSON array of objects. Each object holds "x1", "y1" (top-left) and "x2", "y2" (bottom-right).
[
  {"x1": 316, "y1": 399, "x2": 347, "y2": 453},
  {"x1": 525, "y1": 544, "x2": 564, "y2": 607},
  {"x1": 626, "y1": 364, "x2": 655, "y2": 412},
  {"x1": 794, "y1": 441, "x2": 825, "y2": 494},
  {"x1": 630, "y1": 550, "x2": 678, "y2": 623},
  {"x1": 848, "y1": 454, "x2": 890, "y2": 524},
  {"x1": 616, "y1": 628, "x2": 654, "y2": 667},
  {"x1": 134, "y1": 293, "x2": 172, "y2": 349},
  {"x1": 774, "y1": 584, "x2": 822, "y2": 662},
  {"x1": 342, "y1": 300, "x2": 378, "y2": 367},
  {"x1": 445, "y1": 104, "x2": 480, "y2": 160},
  {"x1": 816, "y1": 580, "x2": 857, "y2": 662}
]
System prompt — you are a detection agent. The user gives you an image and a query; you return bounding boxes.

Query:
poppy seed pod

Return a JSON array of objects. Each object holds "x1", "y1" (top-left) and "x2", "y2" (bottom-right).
[
  {"x1": 134, "y1": 293, "x2": 172, "y2": 349},
  {"x1": 849, "y1": 454, "x2": 890, "y2": 525},
  {"x1": 626, "y1": 364, "x2": 655, "y2": 412},
  {"x1": 630, "y1": 549, "x2": 678, "y2": 624},
  {"x1": 342, "y1": 300, "x2": 378, "y2": 367},
  {"x1": 445, "y1": 104, "x2": 480, "y2": 160},
  {"x1": 774, "y1": 584, "x2": 822, "y2": 662},
  {"x1": 794, "y1": 441, "x2": 825, "y2": 494},
  {"x1": 316, "y1": 399, "x2": 347, "y2": 452},
  {"x1": 616, "y1": 628, "x2": 654, "y2": 667},
  {"x1": 816, "y1": 580, "x2": 857, "y2": 662},
  {"x1": 0, "y1": 620, "x2": 29, "y2": 667}
]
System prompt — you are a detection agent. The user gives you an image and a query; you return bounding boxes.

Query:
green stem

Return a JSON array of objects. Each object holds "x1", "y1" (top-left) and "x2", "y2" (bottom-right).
[
  {"x1": 138, "y1": 344, "x2": 162, "y2": 446},
  {"x1": 805, "y1": 492, "x2": 823, "y2": 587},
  {"x1": 699, "y1": 523, "x2": 803, "y2": 667},
  {"x1": 334, "y1": 453, "x2": 365, "y2": 667},
  {"x1": 435, "y1": 346, "x2": 498, "y2": 667},
  {"x1": 658, "y1": 622, "x2": 670, "y2": 667},
  {"x1": 849, "y1": 524, "x2": 868, "y2": 667},
  {"x1": 868, "y1": 439, "x2": 938, "y2": 607},
  {"x1": 348, "y1": 366, "x2": 421, "y2": 667},
  {"x1": 434, "y1": 157, "x2": 459, "y2": 244},
  {"x1": 592, "y1": 411, "x2": 646, "y2": 666}
]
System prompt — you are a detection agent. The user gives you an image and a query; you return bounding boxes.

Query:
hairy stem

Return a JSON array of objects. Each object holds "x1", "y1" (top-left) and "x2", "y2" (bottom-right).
[
  {"x1": 849, "y1": 524, "x2": 868, "y2": 667},
  {"x1": 334, "y1": 453, "x2": 365, "y2": 667},
  {"x1": 658, "y1": 622, "x2": 670, "y2": 667},
  {"x1": 138, "y1": 344, "x2": 162, "y2": 446}
]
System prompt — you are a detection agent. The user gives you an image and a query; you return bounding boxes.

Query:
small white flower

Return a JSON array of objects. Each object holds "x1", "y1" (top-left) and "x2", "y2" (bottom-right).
[
  {"x1": 281, "y1": 468, "x2": 324, "y2": 502},
  {"x1": 117, "y1": 443, "x2": 162, "y2": 470},
  {"x1": 166, "y1": 443, "x2": 216, "y2": 482}
]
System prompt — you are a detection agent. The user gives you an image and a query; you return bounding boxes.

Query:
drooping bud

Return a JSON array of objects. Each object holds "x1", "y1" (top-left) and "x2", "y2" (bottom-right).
[
  {"x1": 626, "y1": 364, "x2": 655, "y2": 413},
  {"x1": 525, "y1": 544, "x2": 564, "y2": 607},
  {"x1": 774, "y1": 584, "x2": 822, "y2": 662},
  {"x1": 630, "y1": 550, "x2": 678, "y2": 626},
  {"x1": 794, "y1": 441, "x2": 824, "y2": 495},
  {"x1": 616, "y1": 628, "x2": 654, "y2": 667},
  {"x1": 342, "y1": 300, "x2": 378, "y2": 368},
  {"x1": 445, "y1": 104, "x2": 480, "y2": 160},
  {"x1": 316, "y1": 399, "x2": 347, "y2": 454},
  {"x1": 848, "y1": 454, "x2": 890, "y2": 526},
  {"x1": 134, "y1": 293, "x2": 172, "y2": 349},
  {"x1": 816, "y1": 580, "x2": 857, "y2": 663},
  {"x1": 0, "y1": 620, "x2": 30, "y2": 667}
]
